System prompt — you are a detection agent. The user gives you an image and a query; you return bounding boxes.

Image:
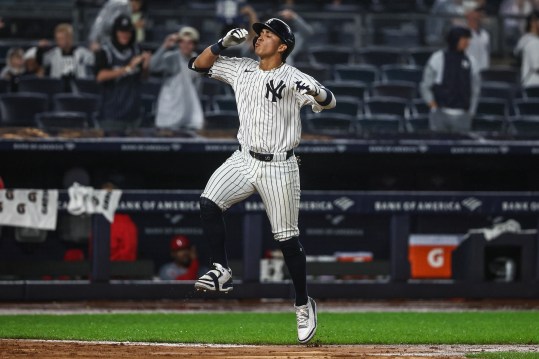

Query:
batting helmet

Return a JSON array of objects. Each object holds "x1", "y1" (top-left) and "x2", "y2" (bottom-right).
[{"x1": 252, "y1": 18, "x2": 295, "y2": 62}]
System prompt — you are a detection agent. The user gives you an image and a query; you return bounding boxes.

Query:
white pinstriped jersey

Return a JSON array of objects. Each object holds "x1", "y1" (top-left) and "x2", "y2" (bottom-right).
[{"x1": 209, "y1": 56, "x2": 323, "y2": 153}]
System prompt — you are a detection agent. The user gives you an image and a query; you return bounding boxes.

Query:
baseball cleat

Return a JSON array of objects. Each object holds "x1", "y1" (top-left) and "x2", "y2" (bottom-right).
[
  {"x1": 295, "y1": 297, "x2": 317, "y2": 344},
  {"x1": 194, "y1": 263, "x2": 233, "y2": 293}
]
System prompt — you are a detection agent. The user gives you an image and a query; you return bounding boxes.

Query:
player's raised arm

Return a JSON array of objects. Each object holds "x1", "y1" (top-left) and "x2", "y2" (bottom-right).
[
  {"x1": 190, "y1": 28, "x2": 248, "y2": 71},
  {"x1": 295, "y1": 77, "x2": 336, "y2": 110}
]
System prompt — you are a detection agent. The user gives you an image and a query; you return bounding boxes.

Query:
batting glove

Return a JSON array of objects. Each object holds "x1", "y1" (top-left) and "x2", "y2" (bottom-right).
[
  {"x1": 221, "y1": 28, "x2": 249, "y2": 48},
  {"x1": 295, "y1": 78, "x2": 322, "y2": 97}
]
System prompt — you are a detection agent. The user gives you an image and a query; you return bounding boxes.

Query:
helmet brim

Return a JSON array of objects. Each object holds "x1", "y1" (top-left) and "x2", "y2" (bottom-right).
[{"x1": 252, "y1": 22, "x2": 286, "y2": 44}]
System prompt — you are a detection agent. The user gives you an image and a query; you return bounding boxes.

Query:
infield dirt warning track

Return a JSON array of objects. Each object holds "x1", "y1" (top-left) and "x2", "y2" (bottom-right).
[{"x1": 2, "y1": 340, "x2": 539, "y2": 359}]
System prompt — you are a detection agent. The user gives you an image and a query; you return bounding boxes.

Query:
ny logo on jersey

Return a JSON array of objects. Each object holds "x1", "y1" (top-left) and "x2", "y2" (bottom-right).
[{"x1": 265, "y1": 80, "x2": 286, "y2": 102}]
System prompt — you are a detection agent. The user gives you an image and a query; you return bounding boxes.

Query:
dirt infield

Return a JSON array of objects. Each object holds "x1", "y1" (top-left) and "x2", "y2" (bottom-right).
[{"x1": 3, "y1": 340, "x2": 539, "y2": 359}]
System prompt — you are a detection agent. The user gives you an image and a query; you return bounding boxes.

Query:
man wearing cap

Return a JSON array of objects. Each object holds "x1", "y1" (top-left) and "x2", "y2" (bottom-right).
[
  {"x1": 189, "y1": 18, "x2": 336, "y2": 343},
  {"x1": 421, "y1": 26, "x2": 481, "y2": 133},
  {"x1": 159, "y1": 235, "x2": 200, "y2": 281},
  {"x1": 149, "y1": 27, "x2": 204, "y2": 130},
  {"x1": 95, "y1": 15, "x2": 150, "y2": 130}
]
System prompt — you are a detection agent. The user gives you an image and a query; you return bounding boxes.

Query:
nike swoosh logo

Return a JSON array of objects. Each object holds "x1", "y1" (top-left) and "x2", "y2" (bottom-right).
[{"x1": 244, "y1": 69, "x2": 255, "y2": 72}]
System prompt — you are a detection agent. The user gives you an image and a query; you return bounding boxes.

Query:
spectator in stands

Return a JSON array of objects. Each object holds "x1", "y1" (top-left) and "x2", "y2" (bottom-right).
[
  {"x1": 178, "y1": 26, "x2": 203, "y2": 92},
  {"x1": 23, "y1": 47, "x2": 44, "y2": 78},
  {"x1": 159, "y1": 235, "x2": 200, "y2": 280},
  {"x1": 466, "y1": 6, "x2": 490, "y2": 70},
  {"x1": 276, "y1": 9, "x2": 314, "y2": 65},
  {"x1": 500, "y1": 0, "x2": 533, "y2": 46},
  {"x1": 426, "y1": 0, "x2": 467, "y2": 46},
  {"x1": 1, "y1": 47, "x2": 25, "y2": 90},
  {"x1": 89, "y1": 0, "x2": 149, "y2": 50},
  {"x1": 130, "y1": 0, "x2": 147, "y2": 44},
  {"x1": 216, "y1": 0, "x2": 249, "y2": 35},
  {"x1": 38, "y1": 24, "x2": 94, "y2": 85},
  {"x1": 149, "y1": 29, "x2": 204, "y2": 130},
  {"x1": 420, "y1": 26, "x2": 481, "y2": 133},
  {"x1": 95, "y1": 15, "x2": 150, "y2": 130},
  {"x1": 517, "y1": 11, "x2": 539, "y2": 87}
]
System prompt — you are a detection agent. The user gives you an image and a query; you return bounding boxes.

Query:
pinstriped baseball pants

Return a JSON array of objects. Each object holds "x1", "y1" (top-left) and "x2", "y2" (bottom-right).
[{"x1": 201, "y1": 147, "x2": 300, "y2": 241}]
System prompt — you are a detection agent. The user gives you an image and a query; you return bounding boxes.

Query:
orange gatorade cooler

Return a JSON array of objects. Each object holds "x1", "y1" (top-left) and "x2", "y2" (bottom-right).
[{"x1": 408, "y1": 234, "x2": 461, "y2": 279}]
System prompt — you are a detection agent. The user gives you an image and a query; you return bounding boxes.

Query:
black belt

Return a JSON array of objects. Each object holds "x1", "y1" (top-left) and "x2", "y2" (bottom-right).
[{"x1": 239, "y1": 145, "x2": 294, "y2": 162}]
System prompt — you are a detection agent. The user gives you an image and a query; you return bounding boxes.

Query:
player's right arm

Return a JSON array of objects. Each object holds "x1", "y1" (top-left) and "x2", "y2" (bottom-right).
[{"x1": 191, "y1": 28, "x2": 248, "y2": 71}]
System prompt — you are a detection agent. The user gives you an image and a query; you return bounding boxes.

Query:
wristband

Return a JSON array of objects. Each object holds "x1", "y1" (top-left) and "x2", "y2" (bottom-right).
[{"x1": 210, "y1": 40, "x2": 226, "y2": 55}]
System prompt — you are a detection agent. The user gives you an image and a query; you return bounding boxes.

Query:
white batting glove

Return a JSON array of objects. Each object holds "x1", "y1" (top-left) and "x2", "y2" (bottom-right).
[
  {"x1": 221, "y1": 28, "x2": 249, "y2": 48},
  {"x1": 295, "y1": 78, "x2": 322, "y2": 97}
]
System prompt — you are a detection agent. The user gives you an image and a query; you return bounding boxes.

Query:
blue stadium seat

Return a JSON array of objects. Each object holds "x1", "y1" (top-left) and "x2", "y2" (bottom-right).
[
  {"x1": 296, "y1": 62, "x2": 331, "y2": 82},
  {"x1": 35, "y1": 111, "x2": 89, "y2": 131},
  {"x1": 329, "y1": 96, "x2": 361, "y2": 116},
  {"x1": 53, "y1": 93, "x2": 100, "y2": 120},
  {"x1": 325, "y1": 81, "x2": 367, "y2": 100},
  {"x1": 0, "y1": 92, "x2": 49, "y2": 127},
  {"x1": 364, "y1": 96, "x2": 409, "y2": 117},
  {"x1": 0, "y1": 79, "x2": 9, "y2": 94},
  {"x1": 213, "y1": 95, "x2": 237, "y2": 112},
  {"x1": 204, "y1": 111, "x2": 239, "y2": 130},
  {"x1": 406, "y1": 113, "x2": 430, "y2": 132},
  {"x1": 481, "y1": 67, "x2": 519, "y2": 85},
  {"x1": 73, "y1": 78, "x2": 100, "y2": 95},
  {"x1": 411, "y1": 98, "x2": 429, "y2": 115},
  {"x1": 523, "y1": 86, "x2": 539, "y2": 99},
  {"x1": 311, "y1": 46, "x2": 353, "y2": 66},
  {"x1": 510, "y1": 116, "x2": 539, "y2": 136},
  {"x1": 513, "y1": 99, "x2": 539, "y2": 116},
  {"x1": 305, "y1": 113, "x2": 356, "y2": 137},
  {"x1": 201, "y1": 77, "x2": 232, "y2": 97},
  {"x1": 381, "y1": 65, "x2": 423, "y2": 84},
  {"x1": 472, "y1": 115, "x2": 506, "y2": 133},
  {"x1": 357, "y1": 47, "x2": 405, "y2": 67},
  {"x1": 406, "y1": 48, "x2": 437, "y2": 67},
  {"x1": 358, "y1": 114, "x2": 402, "y2": 134},
  {"x1": 334, "y1": 64, "x2": 379, "y2": 84},
  {"x1": 480, "y1": 81, "x2": 517, "y2": 101},
  {"x1": 476, "y1": 98, "x2": 508, "y2": 117},
  {"x1": 18, "y1": 77, "x2": 65, "y2": 98},
  {"x1": 371, "y1": 81, "x2": 417, "y2": 101}
]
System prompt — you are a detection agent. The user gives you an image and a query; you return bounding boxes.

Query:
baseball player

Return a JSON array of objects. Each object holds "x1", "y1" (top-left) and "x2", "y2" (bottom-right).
[{"x1": 188, "y1": 18, "x2": 336, "y2": 344}]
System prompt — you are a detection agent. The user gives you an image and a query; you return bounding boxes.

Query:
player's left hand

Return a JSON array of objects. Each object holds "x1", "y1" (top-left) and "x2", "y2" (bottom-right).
[{"x1": 295, "y1": 78, "x2": 321, "y2": 97}]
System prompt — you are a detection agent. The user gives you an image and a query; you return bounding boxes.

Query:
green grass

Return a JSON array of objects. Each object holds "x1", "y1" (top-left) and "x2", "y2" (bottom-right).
[
  {"x1": 1, "y1": 312, "x2": 539, "y2": 345},
  {"x1": 467, "y1": 353, "x2": 539, "y2": 359}
]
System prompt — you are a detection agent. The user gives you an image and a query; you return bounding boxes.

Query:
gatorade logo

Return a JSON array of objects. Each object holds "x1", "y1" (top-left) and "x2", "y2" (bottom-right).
[{"x1": 427, "y1": 248, "x2": 445, "y2": 268}]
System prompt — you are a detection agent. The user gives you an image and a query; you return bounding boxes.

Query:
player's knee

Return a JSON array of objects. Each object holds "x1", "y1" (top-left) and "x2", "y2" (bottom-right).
[
  {"x1": 200, "y1": 197, "x2": 222, "y2": 221},
  {"x1": 278, "y1": 237, "x2": 305, "y2": 257}
]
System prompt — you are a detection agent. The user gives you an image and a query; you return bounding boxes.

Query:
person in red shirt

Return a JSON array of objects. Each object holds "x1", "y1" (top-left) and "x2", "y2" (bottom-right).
[{"x1": 158, "y1": 235, "x2": 200, "y2": 280}]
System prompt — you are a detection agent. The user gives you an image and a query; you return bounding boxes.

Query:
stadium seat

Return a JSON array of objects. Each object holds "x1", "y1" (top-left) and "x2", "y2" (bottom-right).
[
  {"x1": 73, "y1": 78, "x2": 100, "y2": 95},
  {"x1": 524, "y1": 86, "x2": 539, "y2": 99},
  {"x1": 295, "y1": 62, "x2": 331, "y2": 82},
  {"x1": 480, "y1": 81, "x2": 517, "y2": 100},
  {"x1": 334, "y1": 64, "x2": 379, "y2": 84},
  {"x1": 511, "y1": 116, "x2": 539, "y2": 136},
  {"x1": 411, "y1": 98, "x2": 429, "y2": 115},
  {"x1": 481, "y1": 67, "x2": 519, "y2": 84},
  {"x1": 406, "y1": 114, "x2": 430, "y2": 132},
  {"x1": 381, "y1": 65, "x2": 423, "y2": 84},
  {"x1": 35, "y1": 111, "x2": 89, "y2": 131},
  {"x1": 357, "y1": 47, "x2": 405, "y2": 67},
  {"x1": 213, "y1": 95, "x2": 237, "y2": 112},
  {"x1": 0, "y1": 92, "x2": 49, "y2": 127},
  {"x1": 304, "y1": 113, "x2": 356, "y2": 136},
  {"x1": 364, "y1": 96, "x2": 409, "y2": 117},
  {"x1": 325, "y1": 81, "x2": 367, "y2": 100},
  {"x1": 311, "y1": 46, "x2": 353, "y2": 65},
  {"x1": 200, "y1": 95, "x2": 210, "y2": 112},
  {"x1": 14, "y1": 227, "x2": 47, "y2": 243},
  {"x1": 18, "y1": 77, "x2": 64, "y2": 98},
  {"x1": 358, "y1": 114, "x2": 402, "y2": 134},
  {"x1": 53, "y1": 93, "x2": 100, "y2": 120},
  {"x1": 476, "y1": 98, "x2": 508, "y2": 117},
  {"x1": 329, "y1": 96, "x2": 361, "y2": 116},
  {"x1": 201, "y1": 77, "x2": 232, "y2": 97},
  {"x1": 513, "y1": 99, "x2": 539, "y2": 116},
  {"x1": 472, "y1": 115, "x2": 506, "y2": 133},
  {"x1": 371, "y1": 81, "x2": 416, "y2": 101},
  {"x1": 406, "y1": 47, "x2": 437, "y2": 67},
  {"x1": 204, "y1": 111, "x2": 239, "y2": 130}
]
